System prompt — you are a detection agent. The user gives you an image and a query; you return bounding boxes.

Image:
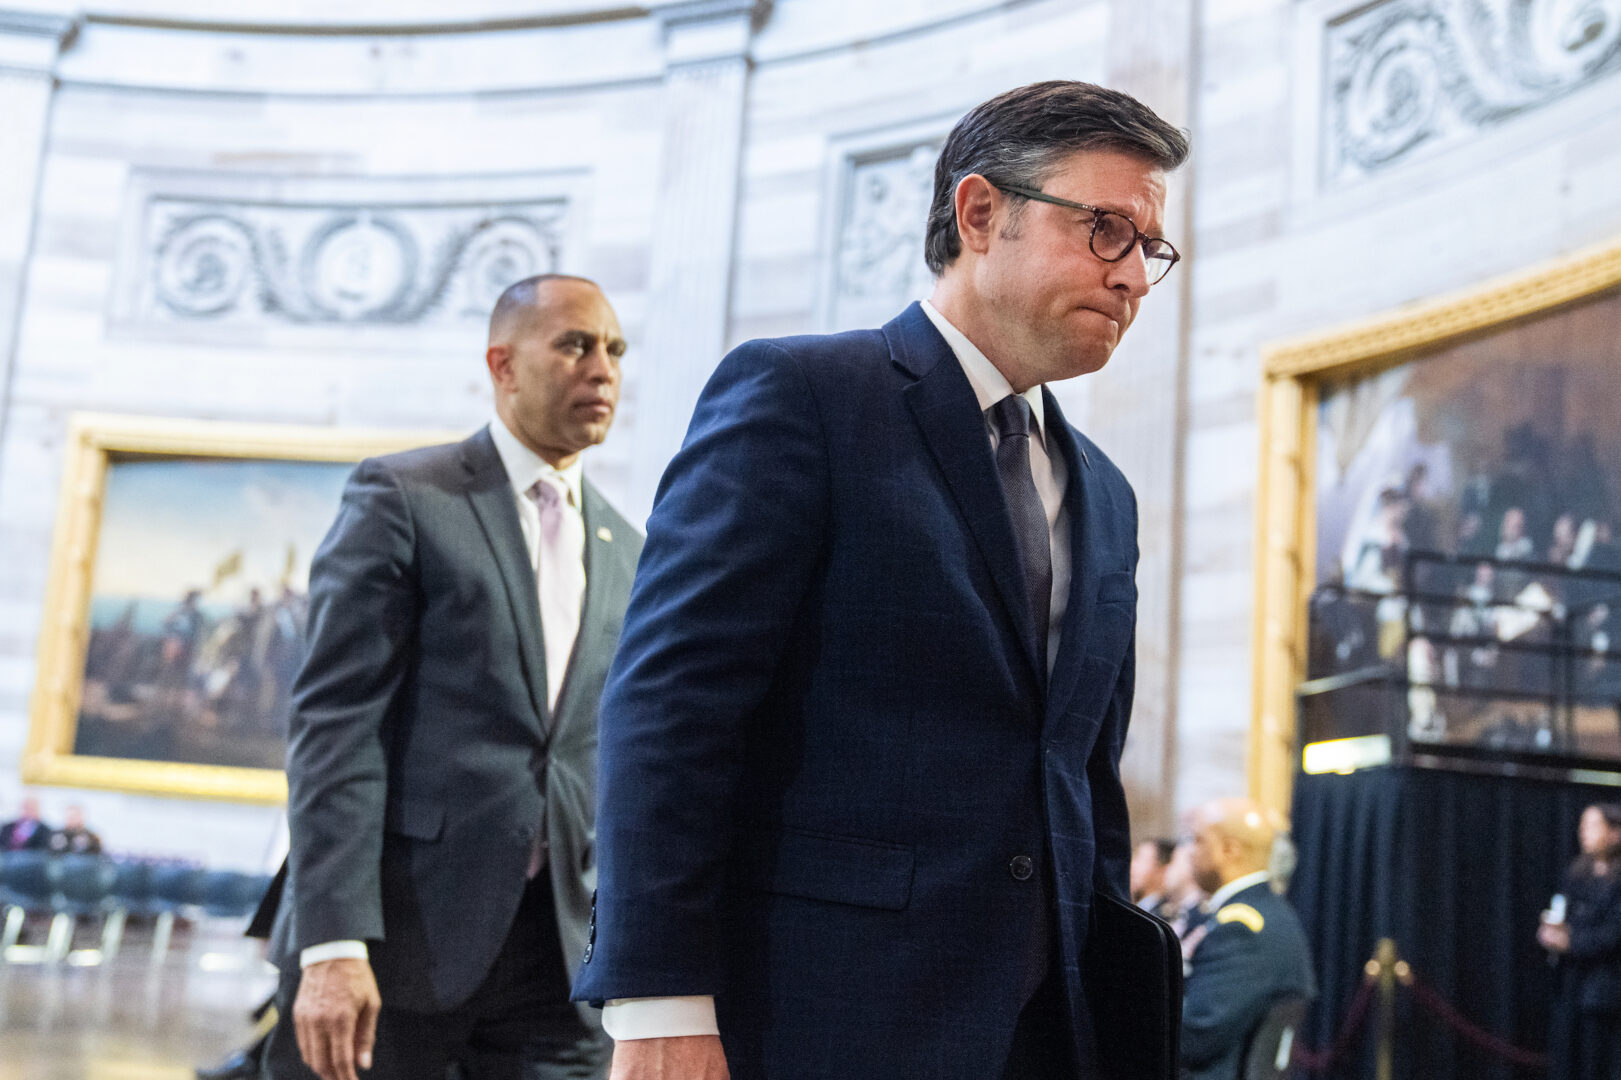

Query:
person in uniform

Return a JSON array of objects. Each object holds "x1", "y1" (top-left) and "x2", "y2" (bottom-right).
[{"x1": 1180, "y1": 798, "x2": 1315, "y2": 1080}]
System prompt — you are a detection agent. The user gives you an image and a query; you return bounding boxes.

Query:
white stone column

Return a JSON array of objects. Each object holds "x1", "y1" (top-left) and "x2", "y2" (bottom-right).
[
  {"x1": 1080, "y1": 0, "x2": 1196, "y2": 838},
  {"x1": 0, "y1": 11, "x2": 75, "y2": 447},
  {"x1": 624, "y1": 0, "x2": 765, "y2": 521}
]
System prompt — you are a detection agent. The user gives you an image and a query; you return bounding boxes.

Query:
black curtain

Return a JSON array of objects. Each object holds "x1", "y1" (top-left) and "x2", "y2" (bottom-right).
[{"x1": 1288, "y1": 766, "x2": 1615, "y2": 1080}]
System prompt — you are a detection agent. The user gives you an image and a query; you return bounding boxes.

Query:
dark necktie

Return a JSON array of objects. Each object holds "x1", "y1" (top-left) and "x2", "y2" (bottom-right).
[{"x1": 988, "y1": 394, "x2": 1052, "y2": 675}]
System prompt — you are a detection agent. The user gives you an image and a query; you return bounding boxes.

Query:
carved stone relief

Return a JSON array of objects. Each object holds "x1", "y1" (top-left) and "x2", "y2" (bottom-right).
[
  {"x1": 829, "y1": 141, "x2": 940, "y2": 331},
  {"x1": 1327, "y1": 0, "x2": 1621, "y2": 184},
  {"x1": 135, "y1": 193, "x2": 566, "y2": 325}
]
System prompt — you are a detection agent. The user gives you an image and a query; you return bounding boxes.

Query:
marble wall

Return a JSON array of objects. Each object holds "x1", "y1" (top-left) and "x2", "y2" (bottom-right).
[{"x1": 1, "y1": 0, "x2": 1619, "y2": 862}]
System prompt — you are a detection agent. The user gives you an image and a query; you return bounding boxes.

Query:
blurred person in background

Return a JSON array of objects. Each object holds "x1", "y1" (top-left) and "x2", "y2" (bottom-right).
[
  {"x1": 0, "y1": 795, "x2": 51, "y2": 852},
  {"x1": 1131, "y1": 837, "x2": 1176, "y2": 912},
  {"x1": 1179, "y1": 798, "x2": 1315, "y2": 1080},
  {"x1": 1540, "y1": 802, "x2": 1621, "y2": 1080},
  {"x1": 46, "y1": 805, "x2": 102, "y2": 856},
  {"x1": 1161, "y1": 837, "x2": 1207, "y2": 939}
]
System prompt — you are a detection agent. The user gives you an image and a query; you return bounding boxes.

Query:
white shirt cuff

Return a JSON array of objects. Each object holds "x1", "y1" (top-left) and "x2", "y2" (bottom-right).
[
  {"x1": 601, "y1": 996, "x2": 719, "y2": 1039},
  {"x1": 300, "y1": 940, "x2": 369, "y2": 967}
]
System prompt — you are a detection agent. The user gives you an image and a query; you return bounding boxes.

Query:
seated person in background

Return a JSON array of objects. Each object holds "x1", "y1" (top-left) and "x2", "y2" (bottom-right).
[
  {"x1": 1131, "y1": 837, "x2": 1177, "y2": 911},
  {"x1": 1161, "y1": 837, "x2": 1208, "y2": 940},
  {"x1": 1538, "y1": 802, "x2": 1621, "y2": 1080},
  {"x1": 0, "y1": 795, "x2": 51, "y2": 851},
  {"x1": 47, "y1": 805, "x2": 102, "y2": 856},
  {"x1": 1180, "y1": 798, "x2": 1316, "y2": 1080}
]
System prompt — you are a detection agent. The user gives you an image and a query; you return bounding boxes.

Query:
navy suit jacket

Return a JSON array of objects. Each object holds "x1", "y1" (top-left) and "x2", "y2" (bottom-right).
[{"x1": 574, "y1": 303, "x2": 1139, "y2": 1079}]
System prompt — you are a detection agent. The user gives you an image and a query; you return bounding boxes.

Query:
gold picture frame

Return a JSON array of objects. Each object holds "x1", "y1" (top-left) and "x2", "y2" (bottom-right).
[
  {"x1": 24, "y1": 413, "x2": 460, "y2": 804},
  {"x1": 1252, "y1": 238, "x2": 1621, "y2": 814}
]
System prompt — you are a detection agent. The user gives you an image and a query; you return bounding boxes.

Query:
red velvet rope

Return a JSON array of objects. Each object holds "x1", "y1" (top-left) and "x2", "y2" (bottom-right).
[
  {"x1": 1285, "y1": 965, "x2": 1549, "y2": 1074},
  {"x1": 1406, "y1": 977, "x2": 1548, "y2": 1071},
  {"x1": 1290, "y1": 978, "x2": 1377, "y2": 1073}
]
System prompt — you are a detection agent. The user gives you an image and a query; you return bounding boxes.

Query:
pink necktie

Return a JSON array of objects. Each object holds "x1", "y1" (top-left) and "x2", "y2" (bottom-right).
[
  {"x1": 524, "y1": 476, "x2": 585, "y2": 878},
  {"x1": 526, "y1": 476, "x2": 586, "y2": 713}
]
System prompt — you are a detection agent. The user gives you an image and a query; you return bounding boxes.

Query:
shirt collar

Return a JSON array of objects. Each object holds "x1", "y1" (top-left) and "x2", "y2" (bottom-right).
[
  {"x1": 488, "y1": 417, "x2": 584, "y2": 510},
  {"x1": 1207, "y1": 870, "x2": 1273, "y2": 912},
  {"x1": 920, "y1": 300, "x2": 1047, "y2": 445}
]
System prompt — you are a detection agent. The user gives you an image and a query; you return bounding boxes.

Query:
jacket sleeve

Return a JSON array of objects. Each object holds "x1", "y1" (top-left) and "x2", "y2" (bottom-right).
[
  {"x1": 1568, "y1": 883, "x2": 1621, "y2": 961},
  {"x1": 284, "y1": 457, "x2": 418, "y2": 952},
  {"x1": 572, "y1": 340, "x2": 831, "y2": 1003}
]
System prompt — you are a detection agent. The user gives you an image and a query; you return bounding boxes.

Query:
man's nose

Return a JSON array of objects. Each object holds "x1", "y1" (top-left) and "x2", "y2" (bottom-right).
[
  {"x1": 1106, "y1": 246, "x2": 1152, "y2": 298},
  {"x1": 582, "y1": 346, "x2": 616, "y2": 381}
]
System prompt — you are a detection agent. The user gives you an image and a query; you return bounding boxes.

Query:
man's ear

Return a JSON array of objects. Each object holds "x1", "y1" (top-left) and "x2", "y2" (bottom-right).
[
  {"x1": 954, "y1": 174, "x2": 1001, "y2": 256},
  {"x1": 486, "y1": 344, "x2": 513, "y2": 391}
]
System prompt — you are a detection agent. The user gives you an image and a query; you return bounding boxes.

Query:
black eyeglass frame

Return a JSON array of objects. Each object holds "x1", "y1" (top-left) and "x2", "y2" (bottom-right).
[{"x1": 992, "y1": 182, "x2": 1181, "y2": 285}]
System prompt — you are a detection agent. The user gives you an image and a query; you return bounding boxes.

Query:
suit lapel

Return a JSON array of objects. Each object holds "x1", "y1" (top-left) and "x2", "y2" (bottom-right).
[
  {"x1": 460, "y1": 428, "x2": 551, "y2": 738},
  {"x1": 888, "y1": 304, "x2": 1045, "y2": 688},
  {"x1": 1042, "y1": 389, "x2": 1105, "y2": 723}
]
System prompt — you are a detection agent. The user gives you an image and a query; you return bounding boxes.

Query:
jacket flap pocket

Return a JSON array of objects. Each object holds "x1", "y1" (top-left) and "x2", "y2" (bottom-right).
[
  {"x1": 1098, "y1": 571, "x2": 1136, "y2": 605},
  {"x1": 384, "y1": 798, "x2": 444, "y2": 842},
  {"x1": 737, "y1": 828, "x2": 914, "y2": 911}
]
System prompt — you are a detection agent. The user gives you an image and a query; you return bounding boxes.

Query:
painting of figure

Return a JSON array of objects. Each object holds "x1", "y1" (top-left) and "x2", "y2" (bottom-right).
[
  {"x1": 24, "y1": 415, "x2": 446, "y2": 802},
  {"x1": 73, "y1": 458, "x2": 350, "y2": 771}
]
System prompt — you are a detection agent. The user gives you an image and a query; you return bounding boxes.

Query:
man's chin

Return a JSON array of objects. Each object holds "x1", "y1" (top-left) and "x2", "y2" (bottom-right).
[{"x1": 1046, "y1": 347, "x2": 1114, "y2": 382}]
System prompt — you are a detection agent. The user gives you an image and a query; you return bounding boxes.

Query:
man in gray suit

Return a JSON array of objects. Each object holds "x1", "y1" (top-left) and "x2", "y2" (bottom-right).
[{"x1": 263, "y1": 274, "x2": 641, "y2": 1080}]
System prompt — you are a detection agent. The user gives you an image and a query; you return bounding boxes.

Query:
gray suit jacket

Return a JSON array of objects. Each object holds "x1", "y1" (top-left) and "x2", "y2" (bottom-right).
[{"x1": 269, "y1": 426, "x2": 641, "y2": 1024}]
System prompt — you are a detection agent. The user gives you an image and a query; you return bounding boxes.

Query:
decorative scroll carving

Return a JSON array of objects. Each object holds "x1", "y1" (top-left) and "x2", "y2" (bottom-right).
[
  {"x1": 1327, "y1": 0, "x2": 1621, "y2": 183},
  {"x1": 138, "y1": 197, "x2": 566, "y2": 325},
  {"x1": 830, "y1": 142, "x2": 940, "y2": 329}
]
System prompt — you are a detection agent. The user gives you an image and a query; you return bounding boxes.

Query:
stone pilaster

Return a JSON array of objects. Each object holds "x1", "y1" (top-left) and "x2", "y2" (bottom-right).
[
  {"x1": 1079, "y1": 0, "x2": 1197, "y2": 838},
  {"x1": 0, "y1": 10, "x2": 75, "y2": 454},
  {"x1": 623, "y1": 0, "x2": 767, "y2": 520}
]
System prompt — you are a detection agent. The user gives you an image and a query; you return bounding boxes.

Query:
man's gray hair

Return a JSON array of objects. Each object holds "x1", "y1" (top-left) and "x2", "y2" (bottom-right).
[{"x1": 923, "y1": 81, "x2": 1190, "y2": 274}]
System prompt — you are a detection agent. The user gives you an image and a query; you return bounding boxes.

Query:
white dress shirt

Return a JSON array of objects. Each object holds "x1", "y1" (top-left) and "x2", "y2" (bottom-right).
[
  {"x1": 600, "y1": 303, "x2": 1073, "y2": 1037},
  {"x1": 300, "y1": 417, "x2": 586, "y2": 970}
]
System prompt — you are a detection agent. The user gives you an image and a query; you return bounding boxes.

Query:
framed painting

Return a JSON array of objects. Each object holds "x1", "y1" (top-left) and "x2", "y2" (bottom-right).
[
  {"x1": 1253, "y1": 238, "x2": 1621, "y2": 813},
  {"x1": 23, "y1": 414, "x2": 459, "y2": 803}
]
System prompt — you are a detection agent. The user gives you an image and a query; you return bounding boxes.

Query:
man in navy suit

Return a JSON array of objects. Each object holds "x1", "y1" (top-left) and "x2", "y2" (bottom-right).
[{"x1": 574, "y1": 81, "x2": 1190, "y2": 1080}]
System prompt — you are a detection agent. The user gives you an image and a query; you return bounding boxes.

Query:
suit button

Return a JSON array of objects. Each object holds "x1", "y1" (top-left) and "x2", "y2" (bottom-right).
[{"x1": 1009, "y1": 855, "x2": 1034, "y2": 882}]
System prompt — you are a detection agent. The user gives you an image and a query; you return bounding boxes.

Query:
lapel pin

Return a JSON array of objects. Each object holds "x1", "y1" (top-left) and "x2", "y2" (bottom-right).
[
  {"x1": 1081, "y1": 448, "x2": 1091, "y2": 469},
  {"x1": 597, "y1": 526, "x2": 613, "y2": 543}
]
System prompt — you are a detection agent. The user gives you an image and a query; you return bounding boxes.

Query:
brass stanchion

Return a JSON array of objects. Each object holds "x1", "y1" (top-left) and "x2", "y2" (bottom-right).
[{"x1": 1363, "y1": 938, "x2": 1413, "y2": 1080}]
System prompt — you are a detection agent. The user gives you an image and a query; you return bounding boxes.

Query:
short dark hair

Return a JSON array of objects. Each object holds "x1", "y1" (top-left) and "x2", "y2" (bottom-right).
[
  {"x1": 923, "y1": 81, "x2": 1190, "y2": 274},
  {"x1": 488, "y1": 273, "x2": 598, "y2": 341}
]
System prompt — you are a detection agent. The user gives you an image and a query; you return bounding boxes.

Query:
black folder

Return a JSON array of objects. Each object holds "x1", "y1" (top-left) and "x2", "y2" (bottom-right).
[{"x1": 1084, "y1": 891, "x2": 1184, "y2": 1080}]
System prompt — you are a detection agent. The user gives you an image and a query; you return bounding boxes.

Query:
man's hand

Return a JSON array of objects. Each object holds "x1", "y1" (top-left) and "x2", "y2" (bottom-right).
[
  {"x1": 610, "y1": 1035, "x2": 730, "y2": 1080},
  {"x1": 294, "y1": 957, "x2": 381, "y2": 1080}
]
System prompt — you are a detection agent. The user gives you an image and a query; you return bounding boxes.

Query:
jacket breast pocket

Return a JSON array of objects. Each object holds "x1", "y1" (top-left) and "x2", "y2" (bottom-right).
[
  {"x1": 383, "y1": 798, "x2": 445, "y2": 842},
  {"x1": 734, "y1": 827, "x2": 914, "y2": 911}
]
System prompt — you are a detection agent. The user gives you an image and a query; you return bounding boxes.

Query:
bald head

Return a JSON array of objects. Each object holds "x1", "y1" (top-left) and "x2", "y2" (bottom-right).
[
  {"x1": 484, "y1": 273, "x2": 625, "y2": 470},
  {"x1": 1189, "y1": 797, "x2": 1284, "y2": 893},
  {"x1": 488, "y1": 273, "x2": 600, "y2": 346}
]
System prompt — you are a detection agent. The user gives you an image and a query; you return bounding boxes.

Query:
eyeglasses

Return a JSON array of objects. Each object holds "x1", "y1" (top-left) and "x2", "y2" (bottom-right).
[{"x1": 992, "y1": 183, "x2": 1181, "y2": 286}]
